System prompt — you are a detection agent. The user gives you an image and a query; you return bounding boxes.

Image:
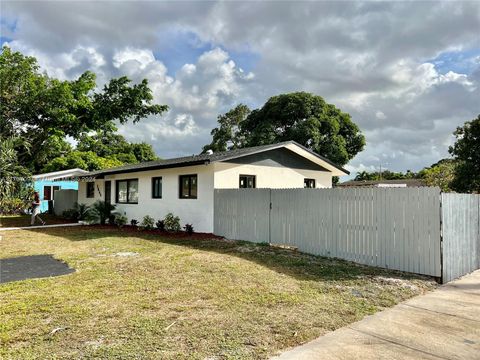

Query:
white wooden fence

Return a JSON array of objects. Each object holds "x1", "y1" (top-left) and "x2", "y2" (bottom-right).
[
  {"x1": 214, "y1": 188, "x2": 480, "y2": 281},
  {"x1": 53, "y1": 189, "x2": 78, "y2": 216},
  {"x1": 442, "y1": 193, "x2": 480, "y2": 283}
]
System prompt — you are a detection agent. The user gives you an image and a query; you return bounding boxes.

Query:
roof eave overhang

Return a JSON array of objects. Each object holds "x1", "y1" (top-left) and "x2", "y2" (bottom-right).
[
  {"x1": 83, "y1": 160, "x2": 210, "y2": 179},
  {"x1": 284, "y1": 143, "x2": 350, "y2": 176},
  {"x1": 215, "y1": 142, "x2": 350, "y2": 176}
]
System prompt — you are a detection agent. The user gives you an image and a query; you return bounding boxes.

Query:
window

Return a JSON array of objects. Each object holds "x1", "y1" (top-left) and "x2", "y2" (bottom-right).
[
  {"x1": 152, "y1": 177, "x2": 162, "y2": 199},
  {"x1": 116, "y1": 179, "x2": 138, "y2": 204},
  {"x1": 179, "y1": 174, "x2": 197, "y2": 199},
  {"x1": 44, "y1": 186, "x2": 52, "y2": 200},
  {"x1": 304, "y1": 178, "x2": 316, "y2": 188},
  {"x1": 86, "y1": 182, "x2": 95, "y2": 198},
  {"x1": 239, "y1": 175, "x2": 256, "y2": 188}
]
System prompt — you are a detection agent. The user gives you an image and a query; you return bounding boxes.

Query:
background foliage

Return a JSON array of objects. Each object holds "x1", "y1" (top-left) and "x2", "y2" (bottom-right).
[
  {"x1": 0, "y1": 46, "x2": 166, "y2": 174},
  {"x1": 203, "y1": 92, "x2": 366, "y2": 167}
]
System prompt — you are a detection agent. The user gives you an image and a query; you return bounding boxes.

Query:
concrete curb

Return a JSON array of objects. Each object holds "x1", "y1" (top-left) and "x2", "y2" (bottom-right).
[{"x1": 0, "y1": 223, "x2": 83, "y2": 231}]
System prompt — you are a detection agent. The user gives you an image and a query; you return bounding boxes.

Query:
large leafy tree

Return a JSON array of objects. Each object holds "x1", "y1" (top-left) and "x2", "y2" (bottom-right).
[
  {"x1": 42, "y1": 150, "x2": 124, "y2": 173},
  {"x1": 76, "y1": 131, "x2": 158, "y2": 164},
  {"x1": 449, "y1": 115, "x2": 480, "y2": 193},
  {"x1": 202, "y1": 104, "x2": 250, "y2": 153},
  {"x1": 43, "y1": 131, "x2": 159, "y2": 172},
  {"x1": 203, "y1": 92, "x2": 365, "y2": 166},
  {"x1": 418, "y1": 159, "x2": 457, "y2": 192},
  {"x1": 0, "y1": 46, "x2": 167, "y2": 173}
]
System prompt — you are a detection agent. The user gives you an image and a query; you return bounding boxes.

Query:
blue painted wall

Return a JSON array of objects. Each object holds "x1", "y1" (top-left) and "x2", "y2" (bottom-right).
[{"x1": 34, "y1": 180, "x2": 79, "y2": 213}]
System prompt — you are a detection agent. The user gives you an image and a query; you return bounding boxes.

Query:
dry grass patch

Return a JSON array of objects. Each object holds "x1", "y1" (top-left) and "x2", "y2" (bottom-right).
[{"x1": 0, "y1": 227, "x2": 437, "y2": 359}]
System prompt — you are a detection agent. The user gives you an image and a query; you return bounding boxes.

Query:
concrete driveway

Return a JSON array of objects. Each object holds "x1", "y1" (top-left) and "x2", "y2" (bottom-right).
[{"x1": 273, "y1": 270, "x2": 480, "y2": 360}]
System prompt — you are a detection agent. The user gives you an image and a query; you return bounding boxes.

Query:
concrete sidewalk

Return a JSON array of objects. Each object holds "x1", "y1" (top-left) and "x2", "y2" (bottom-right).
[
  {"x1": 273, "y1": 270, "x2": 480, "y2": 360},
  {"x1": 0, "y1": 223, "x2": 82, "y2": 231}
]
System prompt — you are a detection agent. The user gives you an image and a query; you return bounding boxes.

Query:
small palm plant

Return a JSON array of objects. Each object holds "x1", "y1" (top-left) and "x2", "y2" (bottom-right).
[
  {"x1": 86, "y1": 201, "x2": 117, "y2": 225},
  {"x1": 74, "y1": 202, "x2": 91, "y2": 221}
]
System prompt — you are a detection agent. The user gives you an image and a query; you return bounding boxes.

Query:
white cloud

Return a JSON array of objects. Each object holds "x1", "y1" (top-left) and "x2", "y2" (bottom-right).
[
  {"x1": 2, "y1": 1, "x2": 479, "y2": 174},
  {"x1": 113, "y1": 48, "x2": 157, "y2": 70},
  {"x1": 375, "y1": 111, "x2": 386, "y2": 120}
]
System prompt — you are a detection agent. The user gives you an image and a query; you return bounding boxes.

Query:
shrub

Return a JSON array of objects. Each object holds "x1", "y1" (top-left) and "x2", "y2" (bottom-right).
[
  {"x1": 75, "y1": 203, "x2": 91, "y2": 221},
  {"x1": 86, "y1": 201, "x2": 117, "y2": 225},
  {"x1": 114, "y1": 214, "x2": 128, "y2": 228},
  {"x1": 184, "y1": 223, "x2": 194, "y2": 235},
  {"x1": 164, "y1": 212, "x2": 181, "y2": 232},
  {"x1": 61, "y1": 203, "x2": 91, "y2": 221},
  {"x1": 0, "y1": 198, "x2": 30, "y2": 215},
  {"x1": 62, "y1": 208, "x2": 79, "y2": 221},
  {"x1": 155, "y1": 219, "x2": 165, "y2": 231},
  {"x1": 130, "y1": 219, "x2": 139, "y2": 227},
  {"x1": 140, "y1": 215, "x2": 155, "y2": 230}
]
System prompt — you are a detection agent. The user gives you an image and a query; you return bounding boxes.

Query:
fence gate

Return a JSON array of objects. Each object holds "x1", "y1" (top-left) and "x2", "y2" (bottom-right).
[{"x1": 441, "y1": 193, "x2": 480, "y2": 283}]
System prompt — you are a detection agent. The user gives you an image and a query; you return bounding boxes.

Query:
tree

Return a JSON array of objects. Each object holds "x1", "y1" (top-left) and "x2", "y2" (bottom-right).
[
  {"x1": 203, "y1": 92, "x2": 365, "y2": 166},
  {"x1": 0, "y1": 136, "x2": 32, "y2": 200},
  {"x1": 202, "y1": 104, "x2": 250, "y2": 153},
  {"x1": 449, "y1": 115, "x2": 480, "y2": 193},
  {"x1": 41, "y1": 150, "x2": 124, "y2": 173},
  {"x1": 0, "y1": 46, "x2": 167, "y2": 173},
  {"x1": 418, "y1": 159, "x2": 457, "y2": 192},
  {"x1": 354, "y1": 170, "x2": 417, "y2": 181},
  {"x1": 76, "y1": 131, "x2": 158, "y2": 163}
]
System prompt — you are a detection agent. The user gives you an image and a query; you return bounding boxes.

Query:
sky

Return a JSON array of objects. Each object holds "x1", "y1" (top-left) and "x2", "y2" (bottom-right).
[{"x1": 1, "y1": 1, "x2": 479, "y2": 178}]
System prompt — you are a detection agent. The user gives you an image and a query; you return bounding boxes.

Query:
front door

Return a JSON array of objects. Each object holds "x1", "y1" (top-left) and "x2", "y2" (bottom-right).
[{"x1": 105, "y1": 181, "x2": 111, "y2": 205}]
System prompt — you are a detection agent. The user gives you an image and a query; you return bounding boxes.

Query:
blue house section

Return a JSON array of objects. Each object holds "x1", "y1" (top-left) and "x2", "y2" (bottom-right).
[{"x1": 34, "y1": 180, "x2": 79, "y2": 213}]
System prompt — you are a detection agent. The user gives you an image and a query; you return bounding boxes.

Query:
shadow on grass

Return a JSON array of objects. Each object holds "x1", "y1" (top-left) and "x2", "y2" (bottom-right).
[
  {"x1": 0, "y1": 214, "x2": 72, "y2": 228},
  {"x1": 18, "y1": 226, "x2": 433, "y2": 284}
]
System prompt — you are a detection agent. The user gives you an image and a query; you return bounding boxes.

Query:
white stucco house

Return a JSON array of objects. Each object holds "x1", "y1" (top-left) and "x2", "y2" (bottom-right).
[{"x1": 78, "y1": 141, "x2": 349, "y2": 232}]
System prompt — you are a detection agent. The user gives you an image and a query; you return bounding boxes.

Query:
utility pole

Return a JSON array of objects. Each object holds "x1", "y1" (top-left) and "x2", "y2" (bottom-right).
[{"x1": 379, "y1": 162, "x2": 389, "y2": 181}]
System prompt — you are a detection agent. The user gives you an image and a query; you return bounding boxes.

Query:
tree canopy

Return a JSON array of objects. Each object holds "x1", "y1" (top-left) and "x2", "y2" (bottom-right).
[
  {"x1": 203, "y1": 92, "x2": 365, "y2": 166},
  {"x1": 354, "y1": 170, "x2": 417, "y2": 181},
  {"x1": 42, "y1": 131, "x2": 159, "y2": 172},
  {"x1": 0, "y1": 46, "x2": 167, "y2": 173},
  {"x1": 202, "y1": 104, "x2": 250, "y2": 153},
  {"x1": 418, "y1": 159, "x2": 457, "y2": 192},
  {"x1": 449, "y1": 115, "x2": 480, "y2": 193}
]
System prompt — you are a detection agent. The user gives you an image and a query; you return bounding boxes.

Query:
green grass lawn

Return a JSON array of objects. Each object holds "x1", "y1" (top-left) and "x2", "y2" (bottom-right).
[
  {"x1": 0, "y1": 226, "x2": 437, "y2": 359},
  {"x1": 0, "y1": 214, "x2": 72, "y2": 228}
]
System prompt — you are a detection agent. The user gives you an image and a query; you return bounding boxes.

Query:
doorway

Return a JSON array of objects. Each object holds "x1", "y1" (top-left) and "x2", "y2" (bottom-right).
[{"x1": 105, "y1": 181, "x2": 111, "y2": 205}]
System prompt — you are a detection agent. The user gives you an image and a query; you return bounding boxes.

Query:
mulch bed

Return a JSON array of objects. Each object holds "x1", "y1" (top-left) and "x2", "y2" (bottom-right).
[{"x1": 86, "y1": 224, "x2": 224, "y2": 240}]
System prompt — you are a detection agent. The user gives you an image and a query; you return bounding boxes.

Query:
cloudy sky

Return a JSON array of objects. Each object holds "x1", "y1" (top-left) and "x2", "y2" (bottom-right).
[{"x1": 1, "y1": 1, "x2": 479, "y2": 177}]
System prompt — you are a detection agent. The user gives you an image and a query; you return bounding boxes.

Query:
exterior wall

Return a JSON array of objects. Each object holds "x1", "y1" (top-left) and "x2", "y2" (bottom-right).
[
  {"x1": 78, "y1": 165, "x2": 215, "y2": 233},
  {"x1": 34, "y1": 180, "x2": 79, "y2": 212},
  {"x1": 78, "y1": 179, "x2": 104, "y2": 207},
  {"x1": 76, "y1": 158, "x2": 335, "y2": 233},
  {"x1": 213, "y1": 162, "x2": 333, "y2": 189}
]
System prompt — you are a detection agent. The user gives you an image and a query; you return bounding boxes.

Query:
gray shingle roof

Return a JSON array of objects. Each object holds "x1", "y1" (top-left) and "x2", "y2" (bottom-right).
[{"x1": 85, "y1": 141, "x2": 349, "y2": 177}]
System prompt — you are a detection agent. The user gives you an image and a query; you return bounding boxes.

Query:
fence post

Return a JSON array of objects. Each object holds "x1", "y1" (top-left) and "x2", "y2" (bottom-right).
[
  {"x1": 268, "y1": 188, "x2": 272, "y2": 245},
  {"x1": 439, "y1": 193, "x2": 444, "y2": 284}
]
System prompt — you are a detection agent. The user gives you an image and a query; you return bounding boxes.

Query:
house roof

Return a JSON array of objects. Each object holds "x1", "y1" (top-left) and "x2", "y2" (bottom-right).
[
  {"x1": 84, "y1": 141, "x2": 349, "y2": 178},
  {"x1": 33, "y1": 168, "x2": 89, "y2": 181},
  {"x1": 337, "y1": 179, "x2": 426, "y2": 187}
]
